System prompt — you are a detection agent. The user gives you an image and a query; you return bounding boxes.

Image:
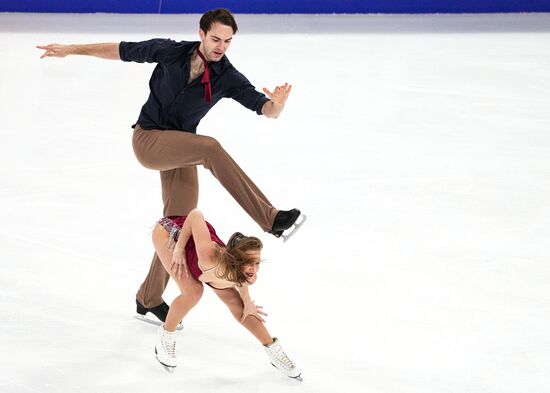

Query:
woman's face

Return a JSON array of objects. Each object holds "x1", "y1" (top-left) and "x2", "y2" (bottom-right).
[{"x1": 242, "y1": 250, "x2": 261, "y2": 283}]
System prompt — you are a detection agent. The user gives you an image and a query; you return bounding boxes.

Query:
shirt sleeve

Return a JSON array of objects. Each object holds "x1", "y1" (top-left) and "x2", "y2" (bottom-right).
[
  {"x1": 119, "y1": 38, "x2": 176, "y2": 63},
  {"x1": 225, "y1": 68, "x2": 270, "y2": 115}
]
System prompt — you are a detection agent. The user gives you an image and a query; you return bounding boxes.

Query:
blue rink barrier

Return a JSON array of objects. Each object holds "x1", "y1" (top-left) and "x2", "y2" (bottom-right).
[{"x1": 2, "y1": 0, "x2": 550, "y2": 14}]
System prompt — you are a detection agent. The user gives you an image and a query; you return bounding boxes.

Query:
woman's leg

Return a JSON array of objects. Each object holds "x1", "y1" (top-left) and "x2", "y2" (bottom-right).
[
  {"x1": 133, "y1": 127, "x2": 278, "y2": 231},
  {"x1": 213, "y1": 287, "x2": 302, "y2": 379},
  {"x1": 213, "y1": 287, "x2": 273, "y2": 346},
  {"x1": 152, "y1": 226, "x2": 204, "y2": 331},
  {"x1": 135, "y1": 167, "x2": 200, "y2": 310}
]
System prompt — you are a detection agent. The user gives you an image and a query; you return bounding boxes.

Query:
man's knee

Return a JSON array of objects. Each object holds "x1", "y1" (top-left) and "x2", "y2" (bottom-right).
[{"x1": 202, "y1": 135, "x2": 223, "y2": 154}]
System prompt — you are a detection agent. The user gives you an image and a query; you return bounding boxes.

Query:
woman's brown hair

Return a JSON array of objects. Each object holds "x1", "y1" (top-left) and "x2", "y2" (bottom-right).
[{"x1": 216, "y1": 232, "x2": 262, "y2": 286}]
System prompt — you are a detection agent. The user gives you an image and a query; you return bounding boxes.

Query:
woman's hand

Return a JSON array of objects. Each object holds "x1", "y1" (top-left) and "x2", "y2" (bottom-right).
[
  {"x1": 171, "y1": 246, "x2": 189, "y2": 279},
  {"x1": 240, "y1": 300, "x2": 268, "y2": 323}
]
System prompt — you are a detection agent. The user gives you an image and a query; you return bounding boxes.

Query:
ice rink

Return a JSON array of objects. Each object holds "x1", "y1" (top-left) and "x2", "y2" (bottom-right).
[{"x1": 1, "y1": 11, "x2": 550, "y2": 393}]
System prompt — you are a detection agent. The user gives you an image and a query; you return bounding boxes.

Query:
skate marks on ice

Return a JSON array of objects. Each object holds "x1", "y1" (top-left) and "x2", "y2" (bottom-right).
[
  {"x1": 153, "y1": 352, "x2": 304, "y2": 381},
  {"x1": 152, "y1": 358, "x2": 304, "y2": 381},
  {"x1": 154, "y1": 359, "x2": 304, "y2": 381}
]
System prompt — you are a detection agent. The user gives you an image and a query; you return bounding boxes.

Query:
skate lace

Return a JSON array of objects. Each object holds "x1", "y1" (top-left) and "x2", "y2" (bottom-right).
[
  {"x1": 162, "y1": 336, "x2": 176, "y2": 358},
  {"x1": 272, "y1": 345, "x2": 295, "y2": 370}
]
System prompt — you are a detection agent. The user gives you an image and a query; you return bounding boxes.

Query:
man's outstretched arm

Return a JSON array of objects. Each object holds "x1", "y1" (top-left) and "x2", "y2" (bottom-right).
[
  {"x1": 261, "y1": 83, "x2": 292, "y2": 119},
  {"x1": 36, "y1": 43, "x2": 120, "y2": 60}
]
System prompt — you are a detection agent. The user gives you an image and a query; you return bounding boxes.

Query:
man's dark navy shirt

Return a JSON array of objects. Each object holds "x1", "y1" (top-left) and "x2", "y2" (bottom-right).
[{"x1": 119, "y1": 39, "x2": 270, "y2": 133}]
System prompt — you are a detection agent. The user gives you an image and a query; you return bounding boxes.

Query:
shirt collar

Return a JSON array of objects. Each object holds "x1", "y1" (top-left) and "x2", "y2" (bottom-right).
[{"x1": 187, "y1": 41, "x2": 224, "y2": 75}]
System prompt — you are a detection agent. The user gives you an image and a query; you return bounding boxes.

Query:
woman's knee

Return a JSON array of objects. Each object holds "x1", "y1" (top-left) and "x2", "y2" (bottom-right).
[{"x1": 183, "y1": 282, "x2": 204, "y2": 304}]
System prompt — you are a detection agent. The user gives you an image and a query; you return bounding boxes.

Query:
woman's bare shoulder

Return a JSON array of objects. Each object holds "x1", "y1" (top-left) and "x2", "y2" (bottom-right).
[{"x1": 197, "y1": 242, "x2": 221, "y2": 269}]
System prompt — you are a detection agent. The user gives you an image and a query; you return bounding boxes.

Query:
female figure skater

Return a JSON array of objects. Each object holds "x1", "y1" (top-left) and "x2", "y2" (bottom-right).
[{"x1": 152, "y1": 209, "x2": 302, "y2": 380}]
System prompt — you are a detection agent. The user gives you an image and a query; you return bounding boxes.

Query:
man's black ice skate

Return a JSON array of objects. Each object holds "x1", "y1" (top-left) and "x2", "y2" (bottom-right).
[
  {"x1": 134, "y1": 300, "x2": 183, "y2": 331},
  {"x1": 268, "y1": 209, "x2": 307, "y2": 242},
  {"x1": 136, "y1": 299, "x2": 169, "y2": 321}
]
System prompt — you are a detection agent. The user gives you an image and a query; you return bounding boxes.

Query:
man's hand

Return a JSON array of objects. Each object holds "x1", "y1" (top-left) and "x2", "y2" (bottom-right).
[
  {"x1": 262, "y1": 83, "x2": 292, "y2": 107},
  {"x1": 261, "y1": 83, "x2": 292, "y2": 119},
  {"x1": 37, "y1": 44, "x2": 72, "y2": 59}
]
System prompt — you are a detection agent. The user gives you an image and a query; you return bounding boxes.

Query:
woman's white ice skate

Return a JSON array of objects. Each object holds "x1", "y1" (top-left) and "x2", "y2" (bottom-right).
[
  {"x1": 155, "y1": 325, "x2": 178, "y2": 373},
  {"x1": 264, "y1": 337, "x2": 303, "y2": 381}
]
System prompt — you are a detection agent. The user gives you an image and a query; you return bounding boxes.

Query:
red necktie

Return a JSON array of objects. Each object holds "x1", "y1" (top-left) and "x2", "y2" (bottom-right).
[{"x1": 196, "y1": 48, "x2": 212, "y2": 103}]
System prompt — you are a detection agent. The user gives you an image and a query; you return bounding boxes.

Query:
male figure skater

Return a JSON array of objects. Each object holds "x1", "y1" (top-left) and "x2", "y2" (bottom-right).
[{"x1": 37, "y1": 9, "x2": 305, "y2": 323}]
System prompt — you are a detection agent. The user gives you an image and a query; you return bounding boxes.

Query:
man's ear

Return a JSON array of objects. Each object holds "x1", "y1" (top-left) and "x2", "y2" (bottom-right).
[{"x1": 199, "y1": 28, "x2": 206, "y2": 41}]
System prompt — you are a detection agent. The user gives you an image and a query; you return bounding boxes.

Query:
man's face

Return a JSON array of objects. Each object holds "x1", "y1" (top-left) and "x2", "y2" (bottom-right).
[{"x1": 199, "y1": 22, "x2": 233, "y2": 62}]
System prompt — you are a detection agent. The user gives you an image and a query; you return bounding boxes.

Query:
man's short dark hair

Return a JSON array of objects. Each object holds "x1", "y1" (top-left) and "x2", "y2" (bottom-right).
[{"x1": 200, "y1": 8, "x2": 238, "y2": 35}]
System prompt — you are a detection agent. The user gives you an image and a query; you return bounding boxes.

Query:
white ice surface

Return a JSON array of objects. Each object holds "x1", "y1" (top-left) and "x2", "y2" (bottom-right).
[{"x1": 1, "y1": 12, "x2": 550, "y2": 393}]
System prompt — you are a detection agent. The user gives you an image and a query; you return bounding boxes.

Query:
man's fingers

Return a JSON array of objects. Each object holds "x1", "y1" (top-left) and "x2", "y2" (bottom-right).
[
  {"x1": 276, "y1": 83, "x2": 291, "y2": 94},
  {"x1": 40, "y1": 51, "x2": 56, "y2": 59},
  {"x1": 282, "y1": 85, "x2": 291, "y2": 96},
  {"x1": 37, "y1": 44, "x2": 54, "y2": 58}
]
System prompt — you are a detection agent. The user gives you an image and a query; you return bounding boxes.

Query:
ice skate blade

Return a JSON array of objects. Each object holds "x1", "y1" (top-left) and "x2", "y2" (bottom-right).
[
  {"x1": 156, "y1": 358, "x2": 176, "y2": 374},
  {"x1": 282, "y1": 214, "x2": 307, "y2": 242},
  {"x1": 134, "y1": 314, "x2": 183, "y2": 331},
  {"x1": 270, "y1": 363, "x2": 303, "y2": 382},
  {"x1": 155, "y1": 348, "x2": 176, "y2": 374}
]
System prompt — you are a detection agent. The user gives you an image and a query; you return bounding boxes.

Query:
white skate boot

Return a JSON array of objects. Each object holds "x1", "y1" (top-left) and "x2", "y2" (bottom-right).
[
  {"x1": 264, "y1": 338, "x2": 302, "y2": 381},
  {"x1": 155, "y1": 325, "x2": 178, "y2": 373}
]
